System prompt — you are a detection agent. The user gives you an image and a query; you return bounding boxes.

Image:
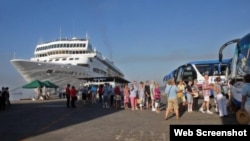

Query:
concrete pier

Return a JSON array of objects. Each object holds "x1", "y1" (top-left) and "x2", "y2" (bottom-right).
[{"x1": 0, "y1": 96, "x2": 238, "y2": 141}]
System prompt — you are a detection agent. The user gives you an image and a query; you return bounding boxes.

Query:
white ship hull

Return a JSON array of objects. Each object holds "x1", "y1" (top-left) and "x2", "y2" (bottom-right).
[
  {"x1": 11, "y1": 59, "x2": 124, "y2": 87},
  {"x1": 11, "y1": 59, "x2": 108, "y2": 88}
]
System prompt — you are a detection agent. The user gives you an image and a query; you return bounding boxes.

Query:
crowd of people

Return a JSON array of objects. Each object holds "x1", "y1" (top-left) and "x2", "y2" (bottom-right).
[
  {"x1": 63, "y1": 80, "x2": 164, "y2": 112},
  {"x1": 0, "y1": 73, "x2": 248, "y2": 124},
  {"x1": 63, "y1": 78, "x2": 220, "y2": 116},
  {"x1": 1, "y1": 73, "x2": 249, "y2": 124},
  {"x1": 0, "y1": 87, "x2": 11, "y2": 111},
  {"x1": 165, "y1": 74, "x2": 236, "y2": 120},
  {"x1": 62, "y1": 73, "x2": 250, "y2": 124}
]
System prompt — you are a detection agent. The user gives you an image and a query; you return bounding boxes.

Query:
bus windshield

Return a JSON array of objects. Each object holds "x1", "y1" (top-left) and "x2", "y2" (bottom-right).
[{"x1": 237, "y1": 33, "x2": 250, "y2": 76}]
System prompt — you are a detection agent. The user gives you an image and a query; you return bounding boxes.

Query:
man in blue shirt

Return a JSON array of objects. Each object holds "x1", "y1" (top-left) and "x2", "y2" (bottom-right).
[{"x1": 241, "y1": 74, "x2": 250, "y2": 125}]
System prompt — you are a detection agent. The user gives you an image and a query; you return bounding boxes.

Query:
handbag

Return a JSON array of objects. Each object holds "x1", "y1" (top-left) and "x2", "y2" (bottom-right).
[{"x1": 177, "y1": 92, "x2": 183, "y2": 98}]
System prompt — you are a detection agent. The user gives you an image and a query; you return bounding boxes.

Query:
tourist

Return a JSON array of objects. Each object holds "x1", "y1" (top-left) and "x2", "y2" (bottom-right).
[
  {"x1": 138, "y1": 81, "x2": 145, "y2": 111},
  {"x1": 164, "y1": 79, "x2": 179, "y2": 120},
  {"x1": 123, "y1": 83, "x2": 130, "y2": 110},
  {"x1": 114, "y1": 85, "x2": 122, "y2": 109},
  {"x1": 102, "y1": 83, "x2": 110, "y2": 108},
  {"x1": 98, "y1": 84, "x2": 104, "y2": 103},
  {"x1": 133, "y1": 81, "x2": 139, "y2": 110},
  {"x1": 70, "y1": 86, "x2": 78, "y2": 108},
  {"x1": 185, "y1": 80, "x2": 194, "y2": 112},
  {"x1": 154, "y1": 82, "x2": 161, "y2": 113},
  {"x1": 0, "y1": 86, "x2": 11, "y2": 109},
  {"x1": 5, "y1": 87, "x2": 11, "y2": 108},
  {"x1": 241, "y1": 74, "x2": 250, "y2": 125},
  {"x1": 150, "y1": 80, "x2": 156, "y2": 111},
  {"x1": 199, "y1": 74, "x2": 213, "y2": 114},
  {"x1": 108, "y1": 85, "x2": 114, "y2": 107},
  {"x1": 130, "y1": 83, "x2": 137, "y2": 111},
  {"x1": 214, "y1": 76, "x2": 228, "y2": 117},
  {"x1": 81, "y1": 86, "x2": 88, "y2": 104},
  {"x1": 192, "y1": 79, "x2": 199, "y2": 111},
  {"x1": 87, "y1": 85, "x2": 92, "y2": 103},
  {"x1": 176, "y1": 80, "x2": 186, "y2": 113},
  {"x1": 0, "y1": 87, "x2": 5, "y2": 111},
  {"x1": 90, "y1": 84, "x2": 98, "y2": 104},
  {"x1": 119, "y1": 84, "x2": 124, "y2": 108},
  {"x1": 144, "y1": 80, "x2": 151, "y2": 110},
  {"x1": 65, "y1": 84, "x2": 71, "y2": 108}
]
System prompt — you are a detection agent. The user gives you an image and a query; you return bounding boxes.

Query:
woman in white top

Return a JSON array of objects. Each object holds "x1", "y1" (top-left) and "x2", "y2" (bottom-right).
[{"x1": 214, "y1": 76, "x2": 228, "y2": 117}]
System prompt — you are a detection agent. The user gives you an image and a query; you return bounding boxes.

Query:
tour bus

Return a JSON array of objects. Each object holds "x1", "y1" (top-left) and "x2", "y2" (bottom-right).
[{"x1": 163, "y1": 59, "x2": 231, "y2": 95}]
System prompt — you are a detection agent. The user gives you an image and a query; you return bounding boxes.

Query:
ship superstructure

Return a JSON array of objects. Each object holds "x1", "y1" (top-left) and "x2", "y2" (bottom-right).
[{"x1": 11, "y1": 37, "x2": 125, "y2": 88}]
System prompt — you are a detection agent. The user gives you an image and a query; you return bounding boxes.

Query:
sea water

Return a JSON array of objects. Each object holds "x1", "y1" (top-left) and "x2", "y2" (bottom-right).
[{"x1": 9, "y1": 89, "x2": 36, "y2": 101}]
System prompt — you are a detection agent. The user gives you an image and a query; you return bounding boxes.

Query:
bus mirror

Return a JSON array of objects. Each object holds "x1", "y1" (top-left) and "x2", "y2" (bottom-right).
[{"x1": 219, "y1": 53, "x2": 223, "y2": 62}]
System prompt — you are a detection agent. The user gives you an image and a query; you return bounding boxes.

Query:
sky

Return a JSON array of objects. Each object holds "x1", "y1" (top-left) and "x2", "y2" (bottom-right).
[{"x1": 1, "y1": 0, "x2": 250, "y2": 93}]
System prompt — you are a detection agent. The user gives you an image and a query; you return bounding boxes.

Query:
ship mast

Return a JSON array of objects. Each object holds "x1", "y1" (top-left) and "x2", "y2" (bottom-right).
[{"x1": 59, "y1": 25, "x2": 62, "y2": 41}]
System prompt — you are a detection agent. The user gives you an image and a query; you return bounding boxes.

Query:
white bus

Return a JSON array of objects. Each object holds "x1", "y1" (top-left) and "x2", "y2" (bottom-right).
[{"x1": 163, "y1": 59, "x2": 231, "y2": 96}]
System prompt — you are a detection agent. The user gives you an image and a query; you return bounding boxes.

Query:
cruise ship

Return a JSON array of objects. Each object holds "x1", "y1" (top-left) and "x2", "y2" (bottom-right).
[{"x1": 10, "y1": 36, "x2": 126, "y2": 88}]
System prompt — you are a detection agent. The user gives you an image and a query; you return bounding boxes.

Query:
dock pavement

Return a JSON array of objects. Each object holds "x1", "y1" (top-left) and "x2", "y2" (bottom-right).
[{"x1": 0, "y1": 95, "x2": 238, "y2": 141}]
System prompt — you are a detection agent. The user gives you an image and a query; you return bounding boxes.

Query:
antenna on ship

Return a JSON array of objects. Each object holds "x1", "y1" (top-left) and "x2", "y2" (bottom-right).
[{"x1": 86, "y1": 32, "x2": 89, "y2": 40}]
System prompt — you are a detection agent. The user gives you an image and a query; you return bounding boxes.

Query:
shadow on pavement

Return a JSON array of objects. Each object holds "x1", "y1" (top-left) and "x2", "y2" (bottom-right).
[{"x1": 0, "y1": 99, "x2": 121, "y2": 141}]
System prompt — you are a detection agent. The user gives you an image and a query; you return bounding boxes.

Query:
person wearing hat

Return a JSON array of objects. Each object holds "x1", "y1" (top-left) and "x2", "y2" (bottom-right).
[{"x1": 241, "y1": 74, "x2": 250, "y2": 125}]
